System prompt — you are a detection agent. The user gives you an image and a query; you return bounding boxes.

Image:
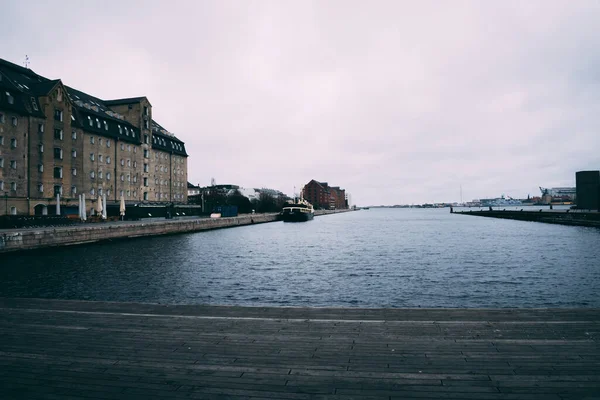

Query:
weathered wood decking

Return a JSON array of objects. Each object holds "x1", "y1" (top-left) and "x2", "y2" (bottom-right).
[{"x1": 0, "y1": 298, "x2": 599, "y2": 399}]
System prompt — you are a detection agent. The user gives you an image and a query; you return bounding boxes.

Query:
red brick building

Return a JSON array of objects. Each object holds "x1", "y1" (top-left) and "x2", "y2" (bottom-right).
[{"x1": 302, "y1": 180, "x2": 348, "y2": 210}]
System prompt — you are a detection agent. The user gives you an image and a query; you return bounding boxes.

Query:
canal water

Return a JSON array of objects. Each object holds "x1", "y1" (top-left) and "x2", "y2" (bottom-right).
[{"x1": 1, "y1": 208, "x2": 599, "y2": 308}]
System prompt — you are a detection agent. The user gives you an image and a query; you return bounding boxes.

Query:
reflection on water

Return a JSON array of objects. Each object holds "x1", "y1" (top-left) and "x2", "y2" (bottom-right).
[{"x1": 1, "y1": 208, "x2": 600, "y2": 307}]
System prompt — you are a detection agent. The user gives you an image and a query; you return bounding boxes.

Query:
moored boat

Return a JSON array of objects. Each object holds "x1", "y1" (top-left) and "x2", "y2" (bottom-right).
[{"x1": 281, "y1": 199, "x2": 314, "y2": 222}]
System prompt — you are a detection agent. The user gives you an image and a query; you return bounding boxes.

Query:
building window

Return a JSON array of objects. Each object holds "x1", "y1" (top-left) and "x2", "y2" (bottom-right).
[
  {"x1": 72, "y1": 168, "x2": 77, "y2": 176},
  {"x1": 72, "y1": 130, "x2": 77, "y2": 140},
  {"x1": 0, "y1": 181, "x2": 3, "y2": 190},
  {"x1": 103, "y1": 121, "x2": 108, "y2": 131},
  {"x1": 99, "y1": 171, "x2": 103, "y2": 179},
  {"x1": 54, "y1": 129, "x2": 63, "y2": 140},
  {"x1": 54, "y1": 109, "x2": 63, "y2": 122},
  {"x1": 10, "y1": 138, "x2": 17, "y2": 148},
  {"x1": 120, "y1": 190, "x2": 124, "y2": 197},
  {"x1": 39, "y1": 144, "x2": 44, "y2": 153},
  {"x1": 54, "y1": 185, "x2": 62, "y2": 197},
  {"x1": 127, "y1": 145, "x2": 131, "y2": 152},
  {"x1": 133, "y1": 146, "x2": 136, "y2": 153},
  {"x1": 144, "y1": 134, "x2": 149, "y2": 144},
  {"x1": 88, "y1": 116, "x2": 93, "y2": 126},
  {"x1": 90, "y1": 136, "x2": 95, "y2": 144},
  {"x1": 118, "y1": 125, "x2": 122, "y2": 134},
  {"x1": 143, "y1": 177, "x2": 148, "y2": 187},
  {"x1": 10, "y1": 206, "x2": 16, "y2": 215},
  {"x1": 120, "y1": 174, "x2": 124, "y2": 182},
  {"x1": 54, "y1": 148, "x2": 63, "y2": 160},
  {"x1": 11, "y1": 182, "x2": 17, "y2": 191},
  {"x1": 144, "y1": 120, "x2": 149, "y2": 129},
  {"x1": 0, "y1": 158, "x2": 3, "y2": 168},
  {"x1": 90, "y1": 171, "x2": 95, "y2": 179},
  {"x1": 144, "y1": 149, "x2": 149, "y2": 158},
  {"x1": 38, "y1": 164, "x2": 43, "y2": 173},
  {"x1": 11, "y1": 117, "x2": 17, "y2": 126},
  {"x1": 144, "y1": 106, "x2": 149, "y2": 116},
  {"x1": 96, "y1": 118, "x2": 100, "y2": 128},
  {"x1": 0, "y1": 114, "x2": 4, "y2": 124},
  {"x1": 106, "y1": 140, "x2": 111, "y2": 148},
  {"x1": 72, "y1": 149, "x2": 77, "y2": 158},
  {"x1": 106, "y1": 156, "x2": 111, "y2": 164},
  {"x1": 143, "y1": 163, "x2": 149, "y2": 173},
  {"x1": 54, "y1": 167, "x2": 63, "y2": 179},
  {"x1": 90, "y1": 153, "x2": 95, "y2": 161},
  {"x1": 120, "y1": 143, "x2": 125, "y2": 151},
  {"x1": 7, "y1": 92, "x2": 14, "y2": 104},
  {"x1": 160, "y1": 166, "x2": 164, "y2": 172},
  {"x1": 127, "y1": 174, "x2": 131, "y2": 182},
  {"x1": 133, "y1": 161, "x2": 137, "y2": 168},
  {"x1": 98, "y1": 188, "x2": 103, "y2": 196},
  {"x1": 0, "y1": 136, "x2": 3, "y2": 145},
  {"x1": 38, "y1": 184, "x2": 43, "y2": 193},
  {"x1": 90, "y1": 188, "x2": 95, "y2": 196},
  {"x1": 106, "y1": 172, "x2": 111, "y2": 180},
  {"x1": 120, "y1": 159, "x2": 124, "y2": 166},
  {"x1": 127, "y1": 159, "x2": 131, "y2": 167},
  {"x1": 71, "y1": 186, "x2": 77, "y2": 195},
  {"x1": 127, "y1": 190, "x2": 131, "y2": 196},
  {"x1": 98, "y1": 154, "x2": 103, "y2": 163},
  {"x1": 143, "y1": 192, "x2": 148, "y2": 200},
  {"x1": 38, "y1": 123, "x2": 44, "y2": 133},
  {"x1": 10, "y1": 160, "x2": 16, "y2": 169},
  {"x1": 99, "y1": 138, "x2": 102, "y2": 146},
  {"x1": 133, "y1": 175, "x2": 137, "y2": 183}
]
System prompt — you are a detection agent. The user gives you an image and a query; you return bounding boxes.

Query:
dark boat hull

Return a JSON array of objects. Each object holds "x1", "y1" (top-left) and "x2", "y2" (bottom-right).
[{"x1": 281, "y1": 211, "x2": 314, "y2": 222}]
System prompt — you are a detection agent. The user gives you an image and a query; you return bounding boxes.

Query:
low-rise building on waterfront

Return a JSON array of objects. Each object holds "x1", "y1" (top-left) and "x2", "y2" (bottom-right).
[{"x1": 0, "y1": 58, "x2": 188, "y2": 216}]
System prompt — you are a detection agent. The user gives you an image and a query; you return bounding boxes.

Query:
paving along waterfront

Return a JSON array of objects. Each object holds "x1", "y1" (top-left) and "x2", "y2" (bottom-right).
[{"x1": 2, "y1": 208, "x2": 600, "y2": 308}]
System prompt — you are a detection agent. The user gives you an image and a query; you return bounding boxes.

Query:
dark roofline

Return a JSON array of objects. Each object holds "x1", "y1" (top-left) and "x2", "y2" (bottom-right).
[
  {"x1": 104, "y1": 96, "x2": 151, "y2": 107},
  {"x1": 0, "y1": 59, "x2": 46, "y2": 81}
]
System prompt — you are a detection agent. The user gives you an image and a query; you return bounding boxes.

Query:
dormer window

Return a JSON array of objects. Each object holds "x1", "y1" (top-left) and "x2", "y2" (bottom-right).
[
  {"x1": 118, "y1": 125, "x2": 122, "y2": 134},
  {"x1": 143, "y1": 106, "x2": 149, "y2": 116},
  {"x1": 54, "y1": 109, "x2": 63, "y2": 122},
  {"x1": 103, "y1": 121, "x2": 108, "y2": 130},
  {"x1": 96, "y1": 118, "x2": 100, "y2": 128},
  {"x1": 6, "y1": 92, "x2": 14, "y2": 104},
  {"x1": 88, "y1": 116, "x2": 93, "y2": 126}
]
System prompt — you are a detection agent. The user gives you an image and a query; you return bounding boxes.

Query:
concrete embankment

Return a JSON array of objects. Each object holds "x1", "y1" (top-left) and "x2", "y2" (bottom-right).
[
  {"x1": 454, "y1": 209, "x2": 600, "y2": 227},
  {"x1": 0, "y1": 209, "x2": 355, "y2": 253},
  {"x1": 0, "y1": 213, "x2": 279, "y2": 254}
]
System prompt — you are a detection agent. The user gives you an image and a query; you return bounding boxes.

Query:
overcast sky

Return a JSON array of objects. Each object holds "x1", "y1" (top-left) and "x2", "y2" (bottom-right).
[{"x1": 3, "y1": 1, "x2": 599, "y2": 205}]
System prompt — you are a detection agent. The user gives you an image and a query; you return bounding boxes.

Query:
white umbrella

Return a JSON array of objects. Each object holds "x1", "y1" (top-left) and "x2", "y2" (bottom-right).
[
  {"x1": 96, "y1": 195, "x2": 103, "y2": 217},
  {"x1": 120, "y1": 195, "x2": 126, "y2": 220},
  {"x1": 56, "y1": 193, "x2": 61, "y2": 215},
  {"x1": 82, "y1": 194, "x2": 87, "y2": 221},
  {"x1": 102, "y1": 194, "x2": 107, "y2": 220}
]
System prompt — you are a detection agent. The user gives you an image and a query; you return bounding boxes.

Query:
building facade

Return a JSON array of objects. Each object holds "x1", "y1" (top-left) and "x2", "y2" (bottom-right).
[
  {"x1": 0, "y1": 58, "x2": 188, "y2": 216},
  {"x1": 302, "y1": 179, "x2": 348, "y2": 210}
]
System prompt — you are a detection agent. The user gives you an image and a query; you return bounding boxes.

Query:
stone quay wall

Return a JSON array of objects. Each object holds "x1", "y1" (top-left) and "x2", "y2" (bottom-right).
[
  {"x1": 0, "y1": 213, "x2": 278, "y2": 254},
  {"x1": 454, "y1": 209, "x2": 600, "y2": 228}
]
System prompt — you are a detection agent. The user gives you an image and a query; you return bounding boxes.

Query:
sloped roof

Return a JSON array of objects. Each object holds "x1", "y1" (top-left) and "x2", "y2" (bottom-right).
[{"x1": 104, "y1": 96, "x2": 150, "y2": 106}]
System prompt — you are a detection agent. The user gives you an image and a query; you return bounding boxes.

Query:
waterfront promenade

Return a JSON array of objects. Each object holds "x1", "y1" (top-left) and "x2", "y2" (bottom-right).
[
  {"x1": 1, "y1": 298, "x2": 599, "y2": 399},
  {"x1": 453, "y1": 208, "x2": 600, "y2": 228}
]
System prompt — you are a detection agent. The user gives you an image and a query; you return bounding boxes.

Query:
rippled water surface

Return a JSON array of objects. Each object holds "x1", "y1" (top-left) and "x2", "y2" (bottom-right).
[{"x1": 2, "y1": 209, "x2": 600, "y2": 307}]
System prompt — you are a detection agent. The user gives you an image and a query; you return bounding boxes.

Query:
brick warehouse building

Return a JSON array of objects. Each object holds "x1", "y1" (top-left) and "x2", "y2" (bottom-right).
[
  {"x1": 302, "y1": 179, "x2": 348, "y2": 210},
  {"x1": 0, "y1": 58, "x2": 187, "y2": 216}
]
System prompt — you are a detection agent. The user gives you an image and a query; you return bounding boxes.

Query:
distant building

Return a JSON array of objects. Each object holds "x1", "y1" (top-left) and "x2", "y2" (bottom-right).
[
  {"x1": 187, "y1": 182, "x2": 201, "y2": 196},
  {"x1": 575, "y1": 171, "x2": 600, "y2": 210},
  {"x1": 0, "y1": 58, "x2": 188, "y2": 216},
  {"x1": 302, "y1": 179, "x2": 348, "y2": 210}
]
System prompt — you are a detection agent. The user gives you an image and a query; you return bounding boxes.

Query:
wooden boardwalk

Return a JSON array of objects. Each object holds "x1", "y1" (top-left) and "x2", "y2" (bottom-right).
[{"x1": 0, "y1": 298, "x2": 599, "y2": 400}]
